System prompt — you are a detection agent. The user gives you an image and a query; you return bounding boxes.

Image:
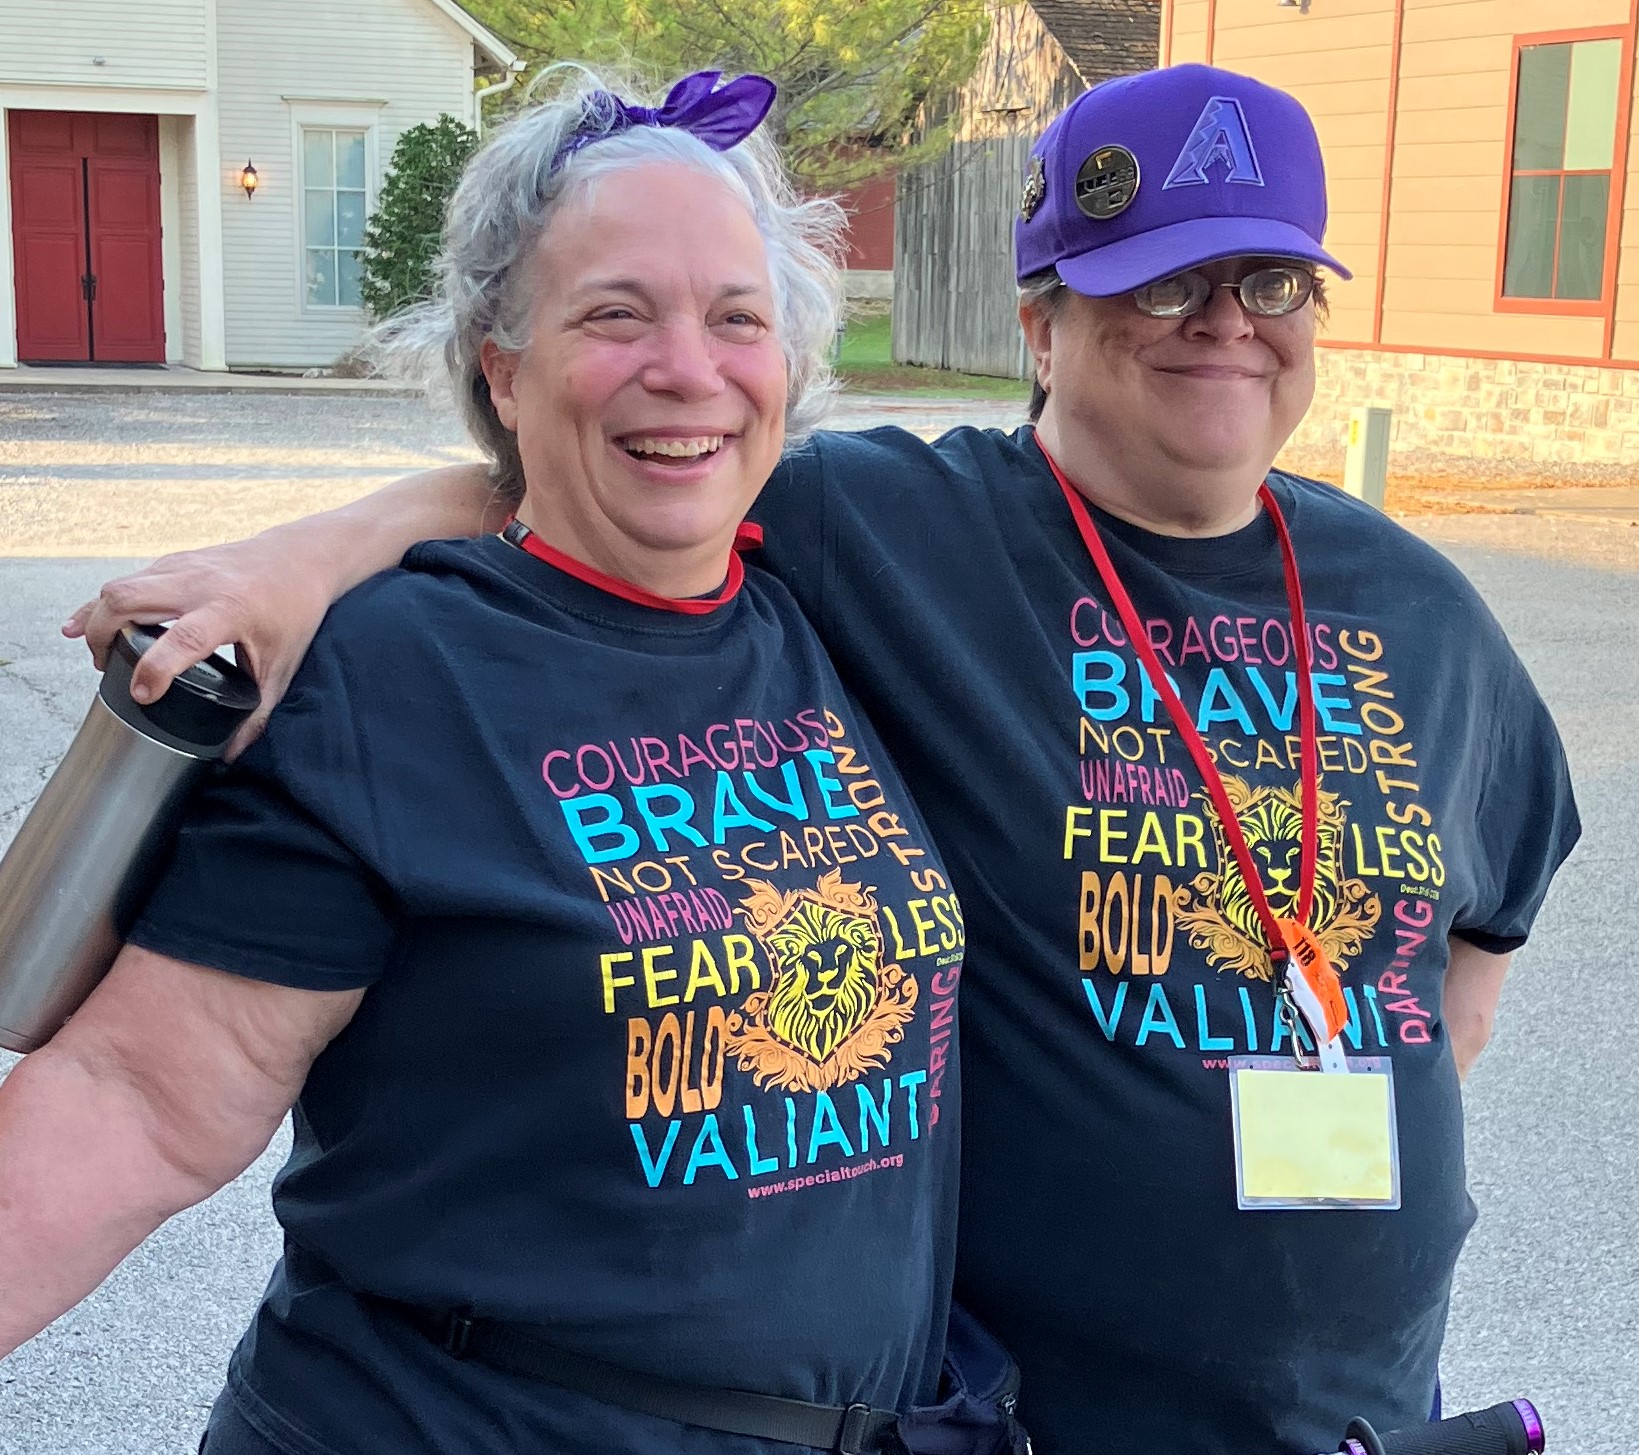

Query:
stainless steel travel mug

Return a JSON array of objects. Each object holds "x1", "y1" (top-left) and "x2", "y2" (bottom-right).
[{"x1": 0, "y1": 625, "x2": 259, "y2": 1052}]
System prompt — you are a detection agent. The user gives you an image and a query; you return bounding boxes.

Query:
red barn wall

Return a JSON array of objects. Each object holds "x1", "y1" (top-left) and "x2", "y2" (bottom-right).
[{"x1": 834, "y1": 172, "x2": 896, "y2": 271}]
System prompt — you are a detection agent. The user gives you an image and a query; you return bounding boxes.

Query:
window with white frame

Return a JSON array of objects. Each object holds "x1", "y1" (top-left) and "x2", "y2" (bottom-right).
[{"x1": 302, "y1": 128, "x2": 369, "y2": 308}]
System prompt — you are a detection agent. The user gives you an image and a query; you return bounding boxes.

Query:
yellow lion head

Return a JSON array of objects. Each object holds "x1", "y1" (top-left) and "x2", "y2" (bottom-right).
[
  {"x1": 724, "y1": 871, "x2": 917, "y2": 1094},
  {"x1": 1214, "y1": 778, "x2": 1346, "y2": 943},
  {"x1": 761, "y1": 894, "x2": 881, "y2": 1062},
  {"x1": 1177, "y1": 776, "x2": 1379, "y2": 980}
]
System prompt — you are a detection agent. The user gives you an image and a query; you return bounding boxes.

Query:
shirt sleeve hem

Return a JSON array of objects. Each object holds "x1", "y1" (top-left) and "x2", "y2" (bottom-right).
[
  {"x1": 124, "y1": 927, "x2": 378, "y2": 993},
  {"x1": 1449, "y1": 927, "x2": 1528, "y2": 955}
]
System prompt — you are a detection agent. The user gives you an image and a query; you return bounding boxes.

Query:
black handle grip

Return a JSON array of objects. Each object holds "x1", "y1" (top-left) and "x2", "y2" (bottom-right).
[{"x1": 1345, "y1": 1401, "x2": 1539, "y2": 1455}]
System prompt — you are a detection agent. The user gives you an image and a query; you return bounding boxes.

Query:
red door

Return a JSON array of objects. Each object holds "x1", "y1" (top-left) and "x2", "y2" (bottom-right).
[
  {"x1": 8, "y1": 111, "x2": 165, "y2": 363},
  {"x1": 8, "y1": 112, "x2": 88, "y2": 362}
]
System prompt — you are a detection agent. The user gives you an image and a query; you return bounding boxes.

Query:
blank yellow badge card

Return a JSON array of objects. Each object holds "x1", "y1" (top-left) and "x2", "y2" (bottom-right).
[{"x1": 1229, "y1": 1057, "x2": 1401, "y2": 1210}]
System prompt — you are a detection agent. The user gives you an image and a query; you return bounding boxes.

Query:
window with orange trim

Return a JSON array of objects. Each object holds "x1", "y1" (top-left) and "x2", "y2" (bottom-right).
[{"x1": 1501, "y1": 38, "x2": 1623, "y2": 302}]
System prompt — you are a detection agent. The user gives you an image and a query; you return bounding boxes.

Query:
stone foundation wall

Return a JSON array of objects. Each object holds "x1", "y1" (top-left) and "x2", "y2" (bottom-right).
[
  {"x1": 843, "y1": 269, "x2": 893, "y2": 301},
  {"x1": 1288, "y1": 346, "x2": 1639, "y2": 466}
]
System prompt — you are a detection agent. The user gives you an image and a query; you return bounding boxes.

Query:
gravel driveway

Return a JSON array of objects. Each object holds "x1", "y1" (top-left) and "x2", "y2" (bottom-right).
[
  {"x1": 0, "y1": 391, "x2": 1028, "y2": 559},
  {"x1": 1, "y1": 391, "x2": 1634, "y2": 1454}
]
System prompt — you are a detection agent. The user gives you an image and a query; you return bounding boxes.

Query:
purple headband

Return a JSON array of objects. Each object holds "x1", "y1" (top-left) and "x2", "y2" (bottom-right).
[{"x1": 552, "y1": 70, "x2": 778, "y2": 173}]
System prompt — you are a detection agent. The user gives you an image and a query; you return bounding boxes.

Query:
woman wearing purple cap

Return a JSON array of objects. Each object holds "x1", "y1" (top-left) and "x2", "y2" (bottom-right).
[
  {"x1": 0, "y1": 67, "x2": 1031, "y2": 1455},
  {"x1": 56, "y1": 63, "x2": 1577, "y2": 1455}
]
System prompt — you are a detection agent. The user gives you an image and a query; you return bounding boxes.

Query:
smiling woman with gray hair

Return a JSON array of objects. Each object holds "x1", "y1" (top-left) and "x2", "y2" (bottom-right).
[
  {"x1": 0, "y1": 68, "x2": 1002, "y2": 1455},
  {"x1": 381, "y1": 62, "x2": 845, "y2": 498}
]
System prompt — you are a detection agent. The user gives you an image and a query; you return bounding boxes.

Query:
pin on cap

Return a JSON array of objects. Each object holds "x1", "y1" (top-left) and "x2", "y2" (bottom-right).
[
  {"x1": 1074, "y1": 145, "x2": 1139, "y2": 220},
  {"x1": 1020, "y1": 156, "x2": 1046, "y2": 222}
]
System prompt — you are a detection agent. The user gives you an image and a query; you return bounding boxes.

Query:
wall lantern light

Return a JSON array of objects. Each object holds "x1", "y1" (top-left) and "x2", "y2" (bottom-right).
[{"x1": 240, "y1": 161, "x2": 259, "y2": 199}]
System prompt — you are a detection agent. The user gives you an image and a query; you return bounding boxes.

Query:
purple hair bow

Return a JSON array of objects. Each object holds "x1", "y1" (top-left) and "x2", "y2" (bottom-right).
[{"x1": 553, "y1": 70, "x2": 778, "y2": 172}]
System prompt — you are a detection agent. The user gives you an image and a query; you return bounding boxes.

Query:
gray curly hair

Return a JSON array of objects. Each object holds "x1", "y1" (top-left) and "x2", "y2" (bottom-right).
[{"x1": 375, "y1": 65, "x2": 847, "y2": 498}]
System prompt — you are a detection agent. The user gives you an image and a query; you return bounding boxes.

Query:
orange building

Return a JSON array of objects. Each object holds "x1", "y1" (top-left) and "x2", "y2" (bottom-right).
[{"x1": 1163, "y1": 0, "x2": 1639, "y2": 464}]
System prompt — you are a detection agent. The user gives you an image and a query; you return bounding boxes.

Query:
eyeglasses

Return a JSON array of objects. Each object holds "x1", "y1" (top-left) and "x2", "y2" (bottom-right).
[{"x1": 1131, "y1": 265, "x2": 1316, "y2": 319}]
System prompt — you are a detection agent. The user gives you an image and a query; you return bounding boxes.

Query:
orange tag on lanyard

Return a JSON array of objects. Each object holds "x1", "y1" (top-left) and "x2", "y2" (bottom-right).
[
  {"x1": 1278, "y1": 917, "x2": 1343, "y2": 1048},
  {"x1": 1271, "y1": 917, "x2": 1350, "y2": 1068}
]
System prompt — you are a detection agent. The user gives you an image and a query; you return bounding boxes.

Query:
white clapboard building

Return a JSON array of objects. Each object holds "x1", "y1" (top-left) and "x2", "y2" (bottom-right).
[{"x1": 0, "y1": 0, "x2": 518, "y2": 371}]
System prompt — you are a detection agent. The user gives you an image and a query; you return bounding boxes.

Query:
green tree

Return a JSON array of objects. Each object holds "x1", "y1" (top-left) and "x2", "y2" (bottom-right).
[
  {"x1": 465, "y1": 0, "x2": 990, "y2": 188},
  {"x1": 359, "y1": 114, "x2": 480, "y2": 319}
]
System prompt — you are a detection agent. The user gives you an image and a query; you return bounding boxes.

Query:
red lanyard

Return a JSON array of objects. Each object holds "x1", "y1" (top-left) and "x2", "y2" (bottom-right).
[
  {"x1": 501, "y1": 518, "x2": 764, "y2": 616},
  {"x1": 1041, "y1": 443, "x2": 1320, "y2": 962}
]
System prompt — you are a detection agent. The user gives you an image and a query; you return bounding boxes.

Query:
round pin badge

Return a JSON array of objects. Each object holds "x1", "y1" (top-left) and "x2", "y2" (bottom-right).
[
  {"x1": 1074, "y1": 145, "x2": 1140, "y2": 220},
  {"x1": 1019, "y1": 156, "x2": 1046, "y2": 222}
]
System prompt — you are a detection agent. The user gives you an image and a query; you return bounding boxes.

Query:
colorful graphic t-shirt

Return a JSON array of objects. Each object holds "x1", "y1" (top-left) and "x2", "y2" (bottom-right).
[
  {"x1": 752, "y1": 425, "x2": 1579, "y2": 1455},
  {"x1": 130, "y1": 535, "x2": 963, "y2": 1455}
]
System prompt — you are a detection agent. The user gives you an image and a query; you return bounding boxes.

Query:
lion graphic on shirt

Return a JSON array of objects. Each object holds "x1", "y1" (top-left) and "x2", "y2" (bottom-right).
[
  {"x1": 724, "y1": 871, "x2": 918, "y2": 1094},
  {"x1": 1176, "y1": 776, "x2": 1380, "y2": 981}
]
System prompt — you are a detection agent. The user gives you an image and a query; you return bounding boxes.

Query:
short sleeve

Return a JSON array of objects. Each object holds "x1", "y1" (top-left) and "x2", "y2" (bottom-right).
[
  {"x1": 1452, "y1": 653, "x2": 1581, "y2": 953},
  {"x1": 128, "y1": 618, "x2": 399, "y2": 990},
  {"x1": 128, "y1": 763, "x2": 397, "y2": 990}
]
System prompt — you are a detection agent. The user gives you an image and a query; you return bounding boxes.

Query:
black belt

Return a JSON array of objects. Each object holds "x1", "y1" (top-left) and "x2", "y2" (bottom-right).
[{"x1": 370, "y1": 1295, "x2": 904, "y2": 1454}]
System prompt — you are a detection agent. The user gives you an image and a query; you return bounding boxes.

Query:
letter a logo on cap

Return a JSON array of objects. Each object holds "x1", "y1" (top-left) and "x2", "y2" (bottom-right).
[{"x1": 1163, "y1": 96, "x2": 1265, "y2": 189}]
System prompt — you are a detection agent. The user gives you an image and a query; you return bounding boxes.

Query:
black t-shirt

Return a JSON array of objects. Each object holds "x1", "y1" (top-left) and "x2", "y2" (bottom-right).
[
  {"x1": 131, "y1": 535, "x2": 963, "y2": 1455},
  {"x1": 751, "y1": 425, "x2": 1579, "y2": 1455}
]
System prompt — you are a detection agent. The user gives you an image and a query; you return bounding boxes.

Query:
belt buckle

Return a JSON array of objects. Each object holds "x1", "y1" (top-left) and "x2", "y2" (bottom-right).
[{"x1": 837, "y1": 1402, "x2": 879, "y2": 1454}]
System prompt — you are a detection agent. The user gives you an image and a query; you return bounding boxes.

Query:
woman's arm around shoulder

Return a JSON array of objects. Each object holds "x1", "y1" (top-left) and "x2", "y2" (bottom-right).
[
  {"x1": 0, "y1": 947, "x2": 362, "y2": 1358},
  {"x1": 65, "y1": 462, "x2": 501, "y2": 746}
]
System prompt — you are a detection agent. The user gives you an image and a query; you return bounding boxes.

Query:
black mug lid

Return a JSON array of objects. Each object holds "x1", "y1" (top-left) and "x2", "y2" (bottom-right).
[{"x1": 107, "y1": 624, "x2": 262, "y2": 750}]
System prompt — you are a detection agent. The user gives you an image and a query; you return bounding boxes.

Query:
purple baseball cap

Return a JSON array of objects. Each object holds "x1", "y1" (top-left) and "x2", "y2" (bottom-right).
[{"x1": 1014, "y1": 63, "x2": 1352, "y2": 295}]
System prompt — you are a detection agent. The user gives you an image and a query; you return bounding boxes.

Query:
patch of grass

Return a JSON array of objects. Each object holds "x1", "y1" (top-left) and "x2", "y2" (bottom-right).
[
  {"x1": 836, "y1": 313, "x2": 894, "y2": 369},
  {"x1": 834, "y1": 314, "x2": 1030, "y2": 401}
]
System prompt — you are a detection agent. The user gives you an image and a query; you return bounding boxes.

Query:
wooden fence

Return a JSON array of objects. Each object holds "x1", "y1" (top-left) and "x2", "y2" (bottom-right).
[{"x1": 892, "y1": 133, "x2": 1037, "y2": 379}]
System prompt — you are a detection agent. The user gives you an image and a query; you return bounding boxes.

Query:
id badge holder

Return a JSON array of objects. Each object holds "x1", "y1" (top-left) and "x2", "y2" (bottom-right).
[{"x1": 1229, "y1": 1055, "x2": 1401, "y2": 1210}]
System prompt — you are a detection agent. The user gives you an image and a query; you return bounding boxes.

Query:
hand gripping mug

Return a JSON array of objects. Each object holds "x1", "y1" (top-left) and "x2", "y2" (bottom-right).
[{"x1": 0, "y1": 625, "x2": 259, "y2": 1052}]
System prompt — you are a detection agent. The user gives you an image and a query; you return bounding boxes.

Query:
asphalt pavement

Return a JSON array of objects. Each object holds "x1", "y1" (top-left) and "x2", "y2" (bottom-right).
[{"x1": 0, "y1": 392, "x2": 1635, "y2": 1453}]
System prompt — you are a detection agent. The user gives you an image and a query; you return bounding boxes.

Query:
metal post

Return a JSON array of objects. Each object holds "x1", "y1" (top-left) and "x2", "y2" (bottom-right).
[{"x1": 1342, "y1": 406, "x2": 1392, "y2": 510}]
